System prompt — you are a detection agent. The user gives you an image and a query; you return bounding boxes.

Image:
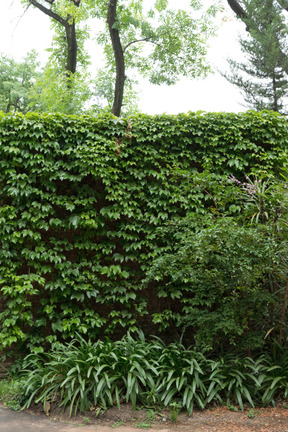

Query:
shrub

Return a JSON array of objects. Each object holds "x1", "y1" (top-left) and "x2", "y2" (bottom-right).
[
  {"x1": 21, "y1": 332, "x2": 160, "y2": 415},
  {"x1": 146, "y1": 173, "x2": 288, "y2": 351},
  {"x1": 18, "y1": 333, "x2": 288, "y2": 415}
]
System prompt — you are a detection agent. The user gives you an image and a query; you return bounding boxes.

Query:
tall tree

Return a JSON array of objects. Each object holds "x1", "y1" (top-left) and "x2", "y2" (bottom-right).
[
  {"x1": 0, "y1": 51, "x2": 41, "y2": 113},
  {"x1": 19, "y1": 0, "x2": 220, "y2": 116},
  {"x1": 91, "y1": 69, "x2": 140, "y2": 116},
  {"x1": 226, "y1": 0, "x2": 288, "y2": 74},
  {"x1": 22, "y1": 0, "x2": 81, "y2": 74},
  {"x1": 95, "y1": 0, "x2": 220, "y2": 116},
  {"x1": 224, "y1": 0, "x2": 288, "y2": 114},
  {"x1": 21, "y1": 0, "x2": 92, "y2": 113},
  {"x1": 106, "y1": 0, "x2": 125, "y2": 117}
]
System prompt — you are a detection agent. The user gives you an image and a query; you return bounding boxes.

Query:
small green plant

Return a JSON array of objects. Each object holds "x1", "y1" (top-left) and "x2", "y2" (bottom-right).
[
  {"x1": 141, "y1": 389, "x2": 158, "y2": 409},
  {"x1": 82, "y1": 416, "x2": 89, "y2": 424},
  {"x1": 112, "y1": 420, "x2": 125, "y2": 428},
  {"x1": 247, "y1": 409, "x2": 255, "y2": 418},
  {"x1": 156, "y1": 342, "x2": 208, "y2": 414},
  {"x1": 247, "y1": 408, "x2": 261, "y2": 418},
  {"x1": 146, "y1": 409, "x2": 158, "y2": 422},
  {"x1": 169, "y1": 402, "x2": 182, "y2": 423},
  {"x1": 227, "y1": 405, "x2": 238, "y2": 412},
  {"x1": 0, "y1": 378, "x2": 24, "y2": 410},
  {"x1": 135, "y1": 422, "x2": 152, "y2": 429}
]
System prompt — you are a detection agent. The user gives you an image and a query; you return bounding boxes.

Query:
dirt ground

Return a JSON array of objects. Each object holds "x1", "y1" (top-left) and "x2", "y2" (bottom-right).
[{"x1": 23, "y1": 401, "x2": 288, "y2": 432}]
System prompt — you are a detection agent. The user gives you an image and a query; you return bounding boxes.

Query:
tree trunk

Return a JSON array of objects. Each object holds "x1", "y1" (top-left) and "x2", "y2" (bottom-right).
[
  {"x1": 65, "y1": 20, "x2": 78, "y2": 75},
  {"x1": 107, "y1": 0, "x2": 125, "y2": 117},
  {"x1": 27, "y1": 0, "x2": 79, "y2": 75}
]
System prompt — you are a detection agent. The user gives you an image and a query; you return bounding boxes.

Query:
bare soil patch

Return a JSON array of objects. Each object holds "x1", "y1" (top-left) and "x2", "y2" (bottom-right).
[{"x1": 24, "y1": 401, "x2": 288, "y2": 432}]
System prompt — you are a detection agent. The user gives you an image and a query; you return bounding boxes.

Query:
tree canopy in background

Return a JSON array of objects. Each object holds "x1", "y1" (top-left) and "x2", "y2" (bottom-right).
[
  {"x1": 0, "y1": 51, "x2": 41, "y2": 114},
  {"x1": 226, "y1": 0, "x2": 288, "y2": 114},
  {"x1": 15, "y1": 0, "x2": 220, "y2": 116},
  {"x1": 96, "y1": 0, "x2": 219, "y2": 115}
]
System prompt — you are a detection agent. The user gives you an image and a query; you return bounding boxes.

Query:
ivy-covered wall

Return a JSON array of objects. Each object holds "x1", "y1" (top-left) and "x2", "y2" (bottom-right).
[{"x1": 0, "y1": 111, "x2": 287, "y2": 352}]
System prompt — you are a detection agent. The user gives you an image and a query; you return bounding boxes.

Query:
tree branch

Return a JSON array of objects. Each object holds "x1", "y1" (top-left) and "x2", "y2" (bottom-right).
[
  {"x1": 123, "y1": 37, "x2": 162, "y2": 52},
  {"x1": 226, "y1": 0, "x2": 248, "y2": 19},
  {"x1": 226, "y1": 0, "x2": 288, "y2": 74},
  {"x1": 276, "y1": 0, "x2": 288, "y2": 12},
  {"x1": 123, "y1": 22, "x2": 195, "y2": 53},
  {"x1": 27, "y1": 0, "x2": 80, "y2": 75},
  {"x1": 27, "y1": 0, "x2": 67, "y2": 26}
]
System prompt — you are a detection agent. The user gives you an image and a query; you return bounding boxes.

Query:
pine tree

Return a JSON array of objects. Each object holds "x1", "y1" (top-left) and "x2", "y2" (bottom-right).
[{"x1": 224, "y1": 0, "x2": 288, "y2": 114}]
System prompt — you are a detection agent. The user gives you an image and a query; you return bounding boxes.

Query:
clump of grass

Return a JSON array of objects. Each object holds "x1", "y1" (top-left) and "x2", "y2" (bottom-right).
[
  {"x1": 169, "y1": 402, "x2": 182, "y2": 422},
  {"x1": 112, "y1": 420, "x2": 125, "y2": 428},
  {"x1": 16, "y1": 332, "x2": 288, "y2": 417},
  {"x1": 20, "y1": 331, "x2": 161, "y2": 417},
  {"x1": 0, "y1": 378, "x2": 24, "y2": 410}
]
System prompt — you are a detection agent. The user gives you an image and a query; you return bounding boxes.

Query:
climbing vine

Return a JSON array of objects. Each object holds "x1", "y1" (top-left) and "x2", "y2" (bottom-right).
[{"x1": 0, "y1": 110, "x2": 287, "y2": 352}]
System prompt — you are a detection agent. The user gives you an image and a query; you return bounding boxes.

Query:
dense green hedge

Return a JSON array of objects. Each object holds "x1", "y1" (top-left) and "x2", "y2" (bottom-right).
[{"x1": 0, "y1": 110, "x2": 287, "y2": 352}]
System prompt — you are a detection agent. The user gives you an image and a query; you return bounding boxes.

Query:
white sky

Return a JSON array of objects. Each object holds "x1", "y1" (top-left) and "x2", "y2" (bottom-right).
[{"x1": 0, "y1": 0, "x2": 247, "y2": 114}]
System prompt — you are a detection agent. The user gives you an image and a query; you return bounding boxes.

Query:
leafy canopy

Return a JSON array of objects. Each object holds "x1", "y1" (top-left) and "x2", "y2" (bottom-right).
[
  {"x1": 0, "y1": 51, "x2": 41, "y2": 114},
  {"x1": 224, "y1": 0, "x2": 288, "y2": 114},
  {"x1": 18, "y1": 0, "x2": 221, "y2": 115},
  {"x1": 93, "y1": 0, "x2": 219, "y2": 84}
]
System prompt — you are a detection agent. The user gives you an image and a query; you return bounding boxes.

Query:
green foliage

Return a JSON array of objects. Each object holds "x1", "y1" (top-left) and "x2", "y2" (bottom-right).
[
  {"x1": 0, "y1": 110, "x2": 287, "y2": 352},
  {"x1": 95, "y1": 0, "x2": 219, "y2": 83},
  {"x1": 169, "y1": 401, "x2": 182, "y2": 422},
  {"x1": 0, "y1": 50, "x2": 92, "y2": 116},
  {"x1": 22, "y1": 0, "x2": 222, "y2": 115},
  {"x1": 21, "y1": 0, "x2": 96, "y2": 114},
  {"x1": 206, "y1": 355, "x2": 262, "y2": 409},
  {"x1": 156, "y1": 342, "x2": 208, "y2": 413},
  {"x1": 18, "y1": 333, "x2": 288, "y2": 414},
  {"x1": 146, "y1": 170, "x2": 288, "y2": 351},
  {"x1": 90, "y1": 70, "x2": 140, "y2": 116},
  {"x1": 0, "y1": 51, "x2": 41, "y2": 114},
  {"x1": 147, "y1": 216, "x2": 277, "y2": 350},
  {"x1": 31, "y1": 66, "x2": 92, "y2": 114},
  {"x1": 224, "y1": 0, "x2": 288, "y2": 114},
  {"x1": 21, "y1": 332, "x2": 160, "y2": 415},
  {"x1": 36, "y1": 7, "x2": 93, "y2": 114},
  {"x1": 260, "y1": 341, "x2": 288, "y2": 405},
  {"x1": 0, "y1": 378, "x2": 26, "y2": 410}
]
